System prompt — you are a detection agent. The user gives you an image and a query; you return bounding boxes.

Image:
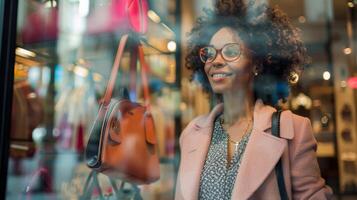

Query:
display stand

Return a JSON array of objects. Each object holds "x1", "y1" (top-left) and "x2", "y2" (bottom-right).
[{"x1": 80, "y1": 170, "x2": 143, "y2": 200}]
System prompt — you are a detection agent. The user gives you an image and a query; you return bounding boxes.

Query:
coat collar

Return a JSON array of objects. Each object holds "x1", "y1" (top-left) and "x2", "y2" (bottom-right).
[
  {"x1": 178, "y1": 99, "x2": 295, "y2": 200},
  {"x1": 192, "y1": 99, "x2": 294, "y2": 139}
]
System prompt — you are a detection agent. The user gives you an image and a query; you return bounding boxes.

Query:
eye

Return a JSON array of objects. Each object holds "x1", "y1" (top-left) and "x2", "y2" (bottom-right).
[
  {"x1": 199, "y1": 47, "x2": 216, "y2": 63},
  {"x1": 222, "y1": 44, "x2": 240, "y2": 60}
]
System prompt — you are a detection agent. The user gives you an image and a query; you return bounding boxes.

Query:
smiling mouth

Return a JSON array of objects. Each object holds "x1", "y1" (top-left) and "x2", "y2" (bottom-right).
[{"x1": 211, "y1": 73, "x2": 233, "y2": 78}]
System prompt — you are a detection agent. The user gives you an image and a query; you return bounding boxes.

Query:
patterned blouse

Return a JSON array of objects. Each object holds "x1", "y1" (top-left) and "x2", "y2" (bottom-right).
[{"x1": 199, "y1": 115, "x2": 251, "y2": 200}]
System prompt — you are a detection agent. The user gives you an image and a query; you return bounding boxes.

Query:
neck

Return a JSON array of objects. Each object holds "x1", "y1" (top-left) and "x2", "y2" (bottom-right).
[{"x1": 221, "y1": 87, "x2": 254, "y2": 126}]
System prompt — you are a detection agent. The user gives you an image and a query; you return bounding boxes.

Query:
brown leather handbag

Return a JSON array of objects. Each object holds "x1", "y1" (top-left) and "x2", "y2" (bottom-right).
[{"x1": 85, "y1": 34, "x2": 160, "y2": 184}]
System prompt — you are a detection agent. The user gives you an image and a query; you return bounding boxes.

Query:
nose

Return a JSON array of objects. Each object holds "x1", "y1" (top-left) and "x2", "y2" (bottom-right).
[
  {"x1": 211, "y1": 52, "x2": 225, "y2": 68},
  {"x1": 212, "y1": 62, "x2": 225, "y2": 69}
]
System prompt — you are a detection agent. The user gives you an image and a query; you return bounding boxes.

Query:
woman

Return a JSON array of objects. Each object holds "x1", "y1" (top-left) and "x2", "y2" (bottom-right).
[{"x1": 175, "y1": 0, "x2": 333, "y2": 199}]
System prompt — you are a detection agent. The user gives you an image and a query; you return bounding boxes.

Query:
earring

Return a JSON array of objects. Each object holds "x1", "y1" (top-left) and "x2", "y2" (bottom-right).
[
  {"x1": 289, "y1": 71, "x2": 299, "y2": 84},
  {"x1": 253, "y1": 67, "x2": 259, "y2": 76}
]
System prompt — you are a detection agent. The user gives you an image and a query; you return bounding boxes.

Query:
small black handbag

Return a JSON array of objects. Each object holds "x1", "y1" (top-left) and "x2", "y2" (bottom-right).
[{"x1": 272, "y1": 110, "x2": 289, "y2": 200}]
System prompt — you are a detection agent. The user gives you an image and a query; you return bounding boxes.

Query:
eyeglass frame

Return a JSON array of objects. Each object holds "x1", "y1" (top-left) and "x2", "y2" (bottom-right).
[{"x1": 199, "y1": 43, "x2": 245, "y2": 64}]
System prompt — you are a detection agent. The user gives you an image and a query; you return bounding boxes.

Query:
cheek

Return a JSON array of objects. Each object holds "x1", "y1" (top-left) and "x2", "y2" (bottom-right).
[
  {"x1": 204, "y1": 64, "x2": 211, "y2": 76},
  {"x1": 230, "y1": 59, "x2": 252, "y2": 74}
]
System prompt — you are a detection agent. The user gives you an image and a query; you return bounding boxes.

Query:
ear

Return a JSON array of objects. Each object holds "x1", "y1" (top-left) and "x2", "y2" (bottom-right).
[
  {"x1": 252, "y1": 66, "x2": 259, "y2": 76},
  {"x1": 251, "y1": 64, "x2": 263, "y2": 76}
]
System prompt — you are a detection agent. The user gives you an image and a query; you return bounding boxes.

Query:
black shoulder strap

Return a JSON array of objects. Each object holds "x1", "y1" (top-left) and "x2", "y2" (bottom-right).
[
  {"x1": 271, "y1": 110, "x2": 282, "y2": 137},
  {"x1": 272, "y1": 110, "x2": 289, "y2": 200}
]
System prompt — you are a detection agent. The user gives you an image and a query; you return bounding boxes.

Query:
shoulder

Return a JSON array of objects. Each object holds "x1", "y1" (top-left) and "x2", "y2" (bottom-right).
[
  {"x1": 178, "y1": 103, "x2": 223, "y2": 147},
  {"x1": 179, "y1": 114, "x2": 209, "y2": 144},
  {"x1": 286, "y1": 111, "x2": 317, "y2": 152},
  {"x1": 277, "y1": 109, "x2": 312, "y2": 140},
  {"x1": 290, "y1": 112, "x2": 313, "y2": 136}
]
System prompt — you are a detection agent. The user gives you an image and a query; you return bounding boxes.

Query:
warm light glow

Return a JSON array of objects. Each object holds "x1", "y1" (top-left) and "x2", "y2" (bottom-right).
[
  {"x1": 180, "y1": 102, "x2": 187, "y2": 111},
  {"x1": 77, "y1": 58, "x2": 86, "y2": 65},
  {"x1": 344, "y1": 47, "x2": 352, "y2": 55},
  {"x1": 73, "y1": 65, "x2": 89, "y2": 77},
  {"x1": 341, "y1": 80, "x2": 347, "y2": 88},
  {"x1": 323, "y1": 71, "x2": 331, "y2": 80},
  {"x1": 27, "y1": 92, "x2": 37, "y2": 99},
  {"x1": 291, "y1": 92, "x2": 312, "y2": 110},
  {"x1": 298, "y1": 16, "x2": 306, "y2": 23},
  {"x1": 10, "y1": 144, "x2": 29, "y2": 151},
  {"x1": 93, "y1": 73, "x2": 103, "y2": 82},
  {"x1": 167, "y1": 41, "x2": 177, "y2": 52},
  {"x1": 348, "y1": 2, "x2": 354, "y2": 8},
  {"x1": 341, "y1": 152, "x2": 357, "y2": 161},
  {"x1": 147, "y1": 10, "x2": 161, "y2": 23},
  {"x1": 16, "y1": 47, "x2": 36, "y2": 58}
]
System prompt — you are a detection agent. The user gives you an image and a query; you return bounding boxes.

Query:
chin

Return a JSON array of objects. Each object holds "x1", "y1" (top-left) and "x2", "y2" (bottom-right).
[
  {"x1": 211, "y1": 85, "x2": 230, "y2": 94},
  {"x1": 209, "y1": 78, "x2": 234, "y2": 94}
]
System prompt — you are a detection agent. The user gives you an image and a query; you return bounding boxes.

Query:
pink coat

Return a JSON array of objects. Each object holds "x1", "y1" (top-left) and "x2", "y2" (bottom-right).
[{"x1": 175, "y1": 99, "x2": 334, "y2": 200}]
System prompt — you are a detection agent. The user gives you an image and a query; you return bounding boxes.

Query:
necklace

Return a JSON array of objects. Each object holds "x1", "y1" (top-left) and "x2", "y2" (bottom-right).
[
  {"x1": 219, "y1": 114, "x2": 252, "y2": 168},
  {"x1": 227, "y1": 120, "x2": 250, "y2": 151},
  {"x1": 220, "y1": 117, "x2": 252, "y2": 152}
]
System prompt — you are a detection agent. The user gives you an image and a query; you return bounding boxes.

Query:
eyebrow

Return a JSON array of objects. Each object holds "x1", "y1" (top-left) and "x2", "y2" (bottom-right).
[{"x1": 206, "y1": 43, "x2": 241, "y2": 49}]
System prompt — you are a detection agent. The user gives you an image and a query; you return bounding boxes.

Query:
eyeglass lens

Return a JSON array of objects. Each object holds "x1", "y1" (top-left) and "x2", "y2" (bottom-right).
[{"x1": 199, "y1": 44, "x2": 241, "y2": 63}]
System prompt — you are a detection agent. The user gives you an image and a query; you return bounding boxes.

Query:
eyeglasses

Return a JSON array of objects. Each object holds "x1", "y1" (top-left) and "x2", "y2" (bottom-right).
[{"x1": 199, "y1": 43, "x2": 242, "y2": 63}]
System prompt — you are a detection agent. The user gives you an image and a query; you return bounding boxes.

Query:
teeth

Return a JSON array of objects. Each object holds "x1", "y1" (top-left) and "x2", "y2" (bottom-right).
[{"x1": 212, "y1": 73, "x2": 229, "y2": 78}]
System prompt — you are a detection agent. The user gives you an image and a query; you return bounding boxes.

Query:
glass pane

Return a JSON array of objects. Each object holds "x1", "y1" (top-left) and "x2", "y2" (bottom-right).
[
  {"x1": 8, "y1": 0, "x2": 178, "y2": 199},
  {"x1": 5, "y1": 0, "x2": 357, "y2": 199}
]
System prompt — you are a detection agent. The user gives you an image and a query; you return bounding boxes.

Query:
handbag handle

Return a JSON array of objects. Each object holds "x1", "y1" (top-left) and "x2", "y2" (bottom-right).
[
  {"x1": 129, "y1": 45, "x2": 138, "y2": 101},
  {"x1": 272, "y1": 110, "x2": 289, "y2": 200},
  {"x1": 80, "y1": 170, "x2": 121, "y2": 200},
  {"x1": 81, "y1": 170, "x2": 143, "y2": 200},
  {"x1": 137, "y1": 44, "x2": 152, "y2": 109},
  {"x1": 102, "y1": 34, "x2": 129, "y2": 105},
  {"x1": 102, "y1": 34, "x2": 152, "y2": 108}
]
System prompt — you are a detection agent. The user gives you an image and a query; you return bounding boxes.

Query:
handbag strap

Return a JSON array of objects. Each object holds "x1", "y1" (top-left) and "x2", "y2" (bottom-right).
[
  {"x1": 81, "y1": 170, "x2": 124, "y2": 200},
  {"x1": 271, "y1": 111, "x2": 282, "y2": 137},
  {"x1": 81, "y1": 170, "x2": 143, "y2": 200},
  {"x1": 137, "y1": 44, "x2": 152, "y2": 109},
  {"x1": 102, "y1": 34, "x2": 151, "y2": 107},
  {"x1": 103, "y1": 34, "x2": 129, "y2": 105},
  {"x1": 127, "y1": 41, "x2": 152, "y2": 107},
  {"x1": 80, "y1": 170, "x2": 95, "y2": 199},
  {"x1": 129, "y1": 45, "x2": 138, "y2": 101},
  {"x1": 272, "y1": 110, "x2": 289, "y2": 200}
]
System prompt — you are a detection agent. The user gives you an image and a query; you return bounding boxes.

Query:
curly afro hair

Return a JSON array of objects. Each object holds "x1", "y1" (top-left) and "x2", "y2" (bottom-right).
[{"x1": 186, "y1": 0, "x2": 309, "y2": 106}]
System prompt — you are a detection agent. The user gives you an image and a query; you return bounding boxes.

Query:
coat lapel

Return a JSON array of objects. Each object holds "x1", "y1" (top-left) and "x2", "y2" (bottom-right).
[
  {"x1": 232, "y1": 99, "x2": 294, "y2": 199},
  {"x1": 231, "y1": 128, "x2": 287, "y2": 199},
  {"x1": 179, "y1": 104, "x2": 223, "y2": 200},
  {"x1": 178, "y1": 99, "x2": 295, "y2": 200}
]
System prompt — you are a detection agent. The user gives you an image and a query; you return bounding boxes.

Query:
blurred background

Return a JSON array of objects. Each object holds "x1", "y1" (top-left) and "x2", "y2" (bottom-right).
[{"x1": 0, "y1": 0, "x2": 357, "y2": 199}]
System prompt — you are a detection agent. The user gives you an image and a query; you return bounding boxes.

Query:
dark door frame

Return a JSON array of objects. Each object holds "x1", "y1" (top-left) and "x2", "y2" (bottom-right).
[{"x1": 0, "y1": 0, "x2": 18, "y2": 198}]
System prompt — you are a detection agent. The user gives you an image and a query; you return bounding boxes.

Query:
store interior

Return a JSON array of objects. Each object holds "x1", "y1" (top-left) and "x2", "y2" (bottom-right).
[{"x1": 3, "y1": 0, "x2": 357, "y2": 199}]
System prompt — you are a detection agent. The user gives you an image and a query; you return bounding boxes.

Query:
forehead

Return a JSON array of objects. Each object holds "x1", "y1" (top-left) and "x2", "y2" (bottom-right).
[{"x1": 209, "y1": 27, "x2": 243, "y2": 48}]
